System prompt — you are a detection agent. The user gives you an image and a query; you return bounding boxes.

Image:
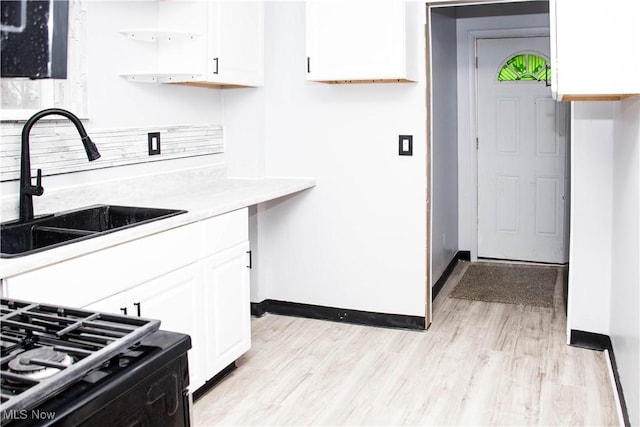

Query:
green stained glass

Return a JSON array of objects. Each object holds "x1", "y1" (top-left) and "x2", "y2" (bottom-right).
[
  {"x1": 529, "y1": 55, "x2": 546, "y2": 74},
  {"x1": 506, "y1": 55, "x2": 527, "y2": 73},
  {"x1": 498, "y1": 67, "x2": 519, "y2": 81},
  {"x1": 498, "y1": 53, "x2": 550, "y2": 82}
]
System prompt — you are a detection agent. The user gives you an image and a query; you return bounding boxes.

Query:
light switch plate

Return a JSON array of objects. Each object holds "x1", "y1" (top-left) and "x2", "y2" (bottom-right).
[
  {"x1": 399, "y1": 135, "x2": 413, "y2": 156},
  {"x1": 148, "y1": 132, "x2": 161, "y2": 156}
]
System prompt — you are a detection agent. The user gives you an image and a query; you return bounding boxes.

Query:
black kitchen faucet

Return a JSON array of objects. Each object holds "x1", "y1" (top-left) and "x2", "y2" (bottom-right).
[{"x1": 19, "y1": 108, "x2": 101, "y2": 222}]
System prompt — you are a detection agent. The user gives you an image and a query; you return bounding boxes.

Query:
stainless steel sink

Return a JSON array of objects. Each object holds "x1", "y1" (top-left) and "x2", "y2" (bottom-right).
[{"x1": 1, "y1": 205, "x2": 187, "y2": 258}]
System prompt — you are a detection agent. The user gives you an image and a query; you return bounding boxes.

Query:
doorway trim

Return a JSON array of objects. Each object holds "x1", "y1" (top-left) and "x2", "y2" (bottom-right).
[
  {"x1": 425, "y1": 17, "x2": 432, "y2": 328},
  {"x1": 464, "y1": 26, "x2": 550, "y2": 261}
]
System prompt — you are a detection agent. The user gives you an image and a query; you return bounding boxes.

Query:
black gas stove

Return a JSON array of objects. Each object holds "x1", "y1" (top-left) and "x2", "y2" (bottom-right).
[{"x1": 0, "y1": 298, "x2": 191, "y2": 426}]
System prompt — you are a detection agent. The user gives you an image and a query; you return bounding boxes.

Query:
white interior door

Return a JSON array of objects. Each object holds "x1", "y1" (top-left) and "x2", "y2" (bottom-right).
[{"x1": 477, "y1": 36, "x2": 568, "y2": 264}]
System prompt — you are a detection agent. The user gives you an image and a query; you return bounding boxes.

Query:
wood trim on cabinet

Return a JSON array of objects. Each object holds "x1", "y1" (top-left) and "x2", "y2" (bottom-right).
[
  {"x1": 314, "y1": 78, "x2": 417, "y2": 84},
  {"x1": 175, "y1": 82, "x2": 252, "y2": 89},
  {"x1": 561, "y1": 94, "x2": 637, "y2": 102}
]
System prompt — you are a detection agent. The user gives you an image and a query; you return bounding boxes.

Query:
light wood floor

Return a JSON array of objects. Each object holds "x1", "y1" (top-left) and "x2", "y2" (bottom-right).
[{"x1": 193, "y1": 261, "x2": 620, "y2": 426}]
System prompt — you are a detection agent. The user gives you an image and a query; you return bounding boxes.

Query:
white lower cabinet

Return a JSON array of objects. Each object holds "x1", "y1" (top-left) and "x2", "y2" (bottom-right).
[
  {"x1": 6, "y1": 208, "x2": 252, "y2": 394},
  {"x1": 82, "y1": 208, "x2": 250, "y2": 393},
  {"x1": 202, "y1": 242, "x2": 251, "y2": 378},
  {"x1": 85, "y1": 263, "x2": 207, "y2": 391}
]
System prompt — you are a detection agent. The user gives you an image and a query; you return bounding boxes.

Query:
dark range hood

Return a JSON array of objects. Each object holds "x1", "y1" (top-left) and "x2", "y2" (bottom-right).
[{"x1": 1, "y1": 0, "x2": 69, "y2": 79}]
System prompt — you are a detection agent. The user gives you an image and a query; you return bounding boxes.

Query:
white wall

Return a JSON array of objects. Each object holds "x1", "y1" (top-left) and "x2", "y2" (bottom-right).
[
  {"x1": 222, "y1": 88, "x2": 267, "y2": 178},
  {"x1": 253, "y1": 2, "x2": 428, "y2": 316},
  {"x1": 4, "y1": 0, "x2": 428, "y2": 318},
  {"x1": 219, "y1": 87, "x2": 267, "y2": 302},
  {"x1": 610, "y1": 97, "x2": 640, "y2": 426},
  {"x1": 566, "y1": 102, "x2": 615, "y2": 335},
  {"x1": 431, "y1": 8, "x2": 459, "y2": 282},
  {"x1": 1, "y1": 1, "x2": 240, "y2": 198},
  {"x1": 85, "y1": 2, "x2": 224, "y2": 129},
  {"x1": 568, "y1": 97, "x2": 640, "y2": 425},
  {"x1": 455, "y1": 13, "x2": 550, "y2": 254}
]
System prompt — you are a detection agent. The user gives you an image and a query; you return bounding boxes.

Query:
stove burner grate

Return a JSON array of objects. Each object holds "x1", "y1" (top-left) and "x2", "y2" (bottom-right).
[
  {"x1": 0, "y1": 298, "x2": 160, "y2": 420},
  {"x1": 7, "y1": 347, "x2": 74, "y2": 380}
]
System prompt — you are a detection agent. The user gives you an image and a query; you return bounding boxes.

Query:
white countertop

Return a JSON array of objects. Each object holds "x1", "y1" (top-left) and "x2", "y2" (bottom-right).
[{"x1": 1, "y1": 166, "x2": 315, "y2": 278}]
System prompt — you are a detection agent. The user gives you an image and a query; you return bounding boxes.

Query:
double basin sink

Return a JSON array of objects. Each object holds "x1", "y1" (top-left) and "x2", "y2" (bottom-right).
[{"x1": 1, "y1": 205, "x2": 187, "y2": 258}]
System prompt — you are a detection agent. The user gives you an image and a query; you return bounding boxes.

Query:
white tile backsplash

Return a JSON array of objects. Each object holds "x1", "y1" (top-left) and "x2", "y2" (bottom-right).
[{"x1": 0, "y1": 122, "x2": 224, "y2": 181}]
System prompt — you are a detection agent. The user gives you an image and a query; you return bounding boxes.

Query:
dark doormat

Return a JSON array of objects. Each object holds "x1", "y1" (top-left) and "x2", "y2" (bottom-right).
[{"x1": 449, "y1": 263, "x2": 559, "y2": 308}]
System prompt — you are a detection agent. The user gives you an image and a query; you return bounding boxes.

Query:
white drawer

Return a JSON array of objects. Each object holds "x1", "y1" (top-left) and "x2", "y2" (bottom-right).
[
  {"x1": 201, "y1": 208, "x2": 248, "y2": 256},
  {"x1": 4, "y1": 223, "x2": 200, "y2": 308}
]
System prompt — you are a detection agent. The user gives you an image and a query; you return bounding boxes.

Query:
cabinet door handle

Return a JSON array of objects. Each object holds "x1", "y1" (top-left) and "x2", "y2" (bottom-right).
[
  {"x1": 134, "y1": 302, "x2": 141, "y2": 317},
  {"x1": 307, "y1": 57, "x2": 311, "y2": 73},
  {"x1": 247, "y1": 250, "x2": 252, "y2": 269},
  {"x1": 120, "y1": 307, "x2": 127, "y2": 315},
  {"x1": 213, "y1": 57, "x2": 219, "y2": 75},
  {"x1": 545, "y1": 64, "x2": 551, "y2": 87}
]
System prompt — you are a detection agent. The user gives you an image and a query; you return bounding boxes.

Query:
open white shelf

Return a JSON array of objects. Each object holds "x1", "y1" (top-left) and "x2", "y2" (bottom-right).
[
  {"x1": 120, "y1": 29, "x2": 201, "y2": 43},
  {"x1": 119, "y1": 72, "x2": 204, "y2": 83},
  {"x1": 117, "y1": 1, "x2": 263, "y2": 88}
]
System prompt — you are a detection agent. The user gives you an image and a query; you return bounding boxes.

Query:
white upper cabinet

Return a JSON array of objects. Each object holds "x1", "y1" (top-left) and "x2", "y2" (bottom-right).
[
  {"x1": 122, "y1": 0, "x2": 264, "y2": 88},
  {"x1": 206, "y1": 1, "x2": 264, "y2": 87},
  {"x1": 550, "y1": 0, "x2": 640, "y2": 100},
  {"x1": 305, "y1": 0, "x2": 420, "y2": 83}
]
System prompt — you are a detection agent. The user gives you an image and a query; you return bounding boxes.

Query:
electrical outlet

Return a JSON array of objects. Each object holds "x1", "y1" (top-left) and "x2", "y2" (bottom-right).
[
  {"x1": 148, "y1": 132, "x2": 161, "y2": 156},
  {"x1": 399, "y1": 135, "x2": 413, "y2": 156}
]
